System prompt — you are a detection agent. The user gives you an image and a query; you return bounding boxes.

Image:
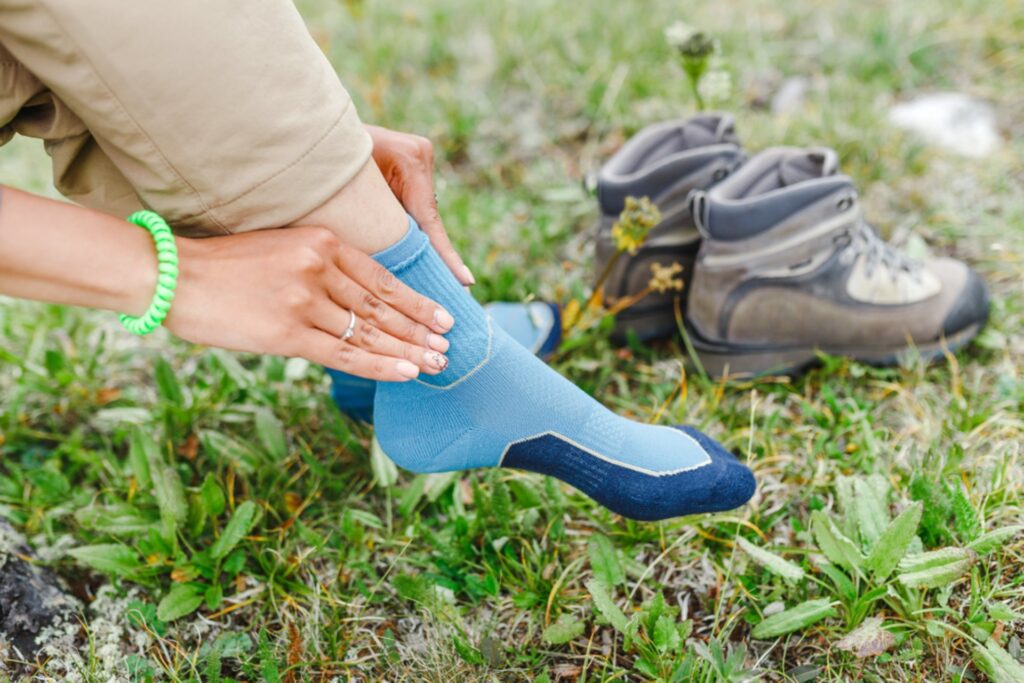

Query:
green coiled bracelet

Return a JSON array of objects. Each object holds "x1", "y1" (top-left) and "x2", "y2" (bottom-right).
[{"x1": 119, "y1": 210, "x2": 179, "y2": 335}]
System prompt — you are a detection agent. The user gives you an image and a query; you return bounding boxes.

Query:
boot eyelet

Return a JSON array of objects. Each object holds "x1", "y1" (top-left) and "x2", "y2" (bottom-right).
[
  {"x1": 712, "y1": 167, "x2": 729, "y2": 181},
  {"x1": 836, "y1": 196, "x2": 854, "y2": 212}
]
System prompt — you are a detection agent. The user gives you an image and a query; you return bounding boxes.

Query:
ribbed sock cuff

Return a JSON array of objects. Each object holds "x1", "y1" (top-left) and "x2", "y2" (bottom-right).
[{"x1": 373, "y1": 215, "x2": 489, "y2": 386}]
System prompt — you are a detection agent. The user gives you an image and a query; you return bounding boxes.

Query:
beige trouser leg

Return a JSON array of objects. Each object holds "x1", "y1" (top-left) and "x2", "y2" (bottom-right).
[{"x1": 0, "y1": 0, "x2": 372, "y2": 237}]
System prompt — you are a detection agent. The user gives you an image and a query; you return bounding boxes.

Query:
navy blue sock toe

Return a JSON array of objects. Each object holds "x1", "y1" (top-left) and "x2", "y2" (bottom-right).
[
  {"x1": 502, "y1": 426, "x2": 756, "y2": 521},
  {"x1": 676, "y1": 426, "x2": 757, "y2": 513}
]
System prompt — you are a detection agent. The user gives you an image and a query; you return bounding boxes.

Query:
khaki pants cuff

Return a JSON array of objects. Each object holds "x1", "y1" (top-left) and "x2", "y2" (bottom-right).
[{"x1": 172, "y1": 104, "x2": 372, "y2": 237}]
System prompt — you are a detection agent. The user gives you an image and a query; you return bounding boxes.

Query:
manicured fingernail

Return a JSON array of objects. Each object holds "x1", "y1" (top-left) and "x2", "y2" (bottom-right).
[
  {"x1": 425, "y1": 351, "x2": 449, "y2": 371},
  {"x1": 433, "y1": 308, "x2": 455, "y2": 332},
  {"x1": 427, "y1": 333, "x2": 450, "y2": 353},
  {"x1": 396, "y1": 361, "x2": 420, "y2": 379},
  {"x1": 459, "y1": 265, "x2": 476, "y2": 286}
]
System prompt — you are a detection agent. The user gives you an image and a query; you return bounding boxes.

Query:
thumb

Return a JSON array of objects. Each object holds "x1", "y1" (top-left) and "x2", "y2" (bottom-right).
[{"x1": 405, "y1": 180, "x2": 475, "y2": 286}]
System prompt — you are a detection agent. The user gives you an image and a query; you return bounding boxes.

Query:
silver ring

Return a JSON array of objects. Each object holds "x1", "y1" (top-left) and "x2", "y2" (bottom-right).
[{"x1": 341, "y1": 310, "x2": 357, "y2": 342}]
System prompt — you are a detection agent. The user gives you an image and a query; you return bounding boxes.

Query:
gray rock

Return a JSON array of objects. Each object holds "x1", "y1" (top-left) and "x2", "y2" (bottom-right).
[
  {"x1": 771, "y1": 76, "x2": 809, "y2": 115},
  {"x1": 0, "y1": 521, "x2": 80, "y2": 660},
  {"x1": 888, "y1": 92, "x2": 1001, "y2": 158}
]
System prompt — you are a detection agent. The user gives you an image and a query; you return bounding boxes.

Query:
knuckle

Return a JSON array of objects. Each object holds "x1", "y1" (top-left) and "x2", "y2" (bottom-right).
[
  {"x1": 375, "y1": 269, "x2": 399, "y2": 297},
  {"x1": 361, "y1": 292, "x2": 383, "y2": 313},
  {"x1": 335, "y1": 343, "x2": 356, "y2": 364},
  {"x1": 294, "y1": 247, "x2": 326, "y2": 274},
  {"x1": 359, "y1": 323, "x2": 380, "y2": 344},
  {"x1": 408, "y1": 294, "x2": 429, "y2": 318},
  {"x1": 308, "y1": 227, "x2": 338, "y2": 251},
  {"x1": 371, "y1": 357, "x2": 389, "y2": 377},
  {"x1": 414, "y1": 135, "x2": 433, "y2": 155},
  {"x1": 404, "y1": 320, "x2": 422, "y2": 342}
]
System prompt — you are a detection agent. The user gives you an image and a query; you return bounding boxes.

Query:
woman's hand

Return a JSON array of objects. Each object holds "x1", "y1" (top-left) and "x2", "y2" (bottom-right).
[
  {"x1": 166, "y1": 226, "x2": 453, "y2": 381},
  {"x1": 367, "y1": 124, "x2": 475, "y2": 286}
]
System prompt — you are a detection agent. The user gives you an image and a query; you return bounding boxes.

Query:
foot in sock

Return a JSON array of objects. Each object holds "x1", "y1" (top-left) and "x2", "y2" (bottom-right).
[
  {"x1": 329, "y1": 300, "x2": 562, "y2": 422},
  {"x1": 371, "y1": 217, "x2": 756, "y2": 521}
]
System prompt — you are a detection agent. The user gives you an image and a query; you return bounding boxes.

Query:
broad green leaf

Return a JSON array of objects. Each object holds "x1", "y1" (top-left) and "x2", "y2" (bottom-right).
[
  {"x1": 152, "y1": 465, "x2": 187, "y2": 531},
  {"x1": 128, "y1": 427, "x2": 153, "y2": 488},
  {"x1": 864, "y1": 501, "x2": 922, "y2": 580},
  {"x1": 851, "y1": 475, "x2": 891, "y2": 548},
  {"x1": 452, "y1": 635, "x2": 485, "y2": 665},
  {"x1": 397, "y1": 474, "x2": 428, "y2": 517},
  {"x1": 200, "y1": 430, "x2": 259, "y2": 473},
  {"x1": 812, "y1": 511, "x2": 865, "y2": 573},
  {"x1": 210, "y1": 501, "x2": 258, "y2": 560},
  {"x1": 68, "y1": 544, "x2": 140, "y2": 577},
  {"x1": 751, "y1": 599, "x2": 836, "y2": 639},
  {"x1": 987, "y1": 601, "x2": 1022, "y2": 623},
  {"x1": 898, "y1": 547, "x2": 974, "y2": 573},
  {"x1": 835, "y1": 617, "x2": 895, "y2": 658},
  {"x1": 157, "y1": 583, "x2": 204, "y2": 622},
  {"x1": 204, "y1": 583, "x2": 224, "y2": 611},
  {"x1": 588, "y1": 534, "x2": 625, "y2": 587},
  {"x1": 369, "y1": 437, "x2": 398, "y2": 488},
  {"x1": 818, "y1": 563, "x2": 856, "y2": 601},
  {"x1": 973, "y1": 639, "x2": 1024, "y2": 683},
  {"x1": 75, "y1": 504, "x2": 158, "y2": 535},
  {"x1": 585, "y1": 578, "x2": 629, "y2": 633},
  {"x1": 652, "y1": 614, "x2": 682, "y2": 654},
  {"x1": 542, "y1": 614, "x2": 585, "y2": 644},
  {"x1": 897, "y1": 547, "x2": 977, "y2": 589},
  {"x1": 736, "y1": 536, "x2": 805, "y2": 583},
  {"x1": 967, "y1": 526, "x2": 1023, "y2": 557},
  {"x1": 201, "y1": 474, "x2": 226, "y2": 518},
  {"x1": 254, "y1": 409, "x2": 287, "y2": 461},
  {"x1": 154, "y1": 357, "x2": 184, "y2": 406}
]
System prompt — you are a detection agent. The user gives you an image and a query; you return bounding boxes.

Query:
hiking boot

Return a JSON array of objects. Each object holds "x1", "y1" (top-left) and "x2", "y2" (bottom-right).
[
  {"x1": 685, "y1": 147, "x2": 990, "y2": 377},
  {"x1": 594, "y1": 113, "x2": 746, "y2": 342}
]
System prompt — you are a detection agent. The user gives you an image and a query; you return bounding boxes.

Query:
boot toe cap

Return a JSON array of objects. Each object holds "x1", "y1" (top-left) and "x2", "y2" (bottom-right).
[{"x1": 942, "y1": 267, "x2": 989, "y2": 337}]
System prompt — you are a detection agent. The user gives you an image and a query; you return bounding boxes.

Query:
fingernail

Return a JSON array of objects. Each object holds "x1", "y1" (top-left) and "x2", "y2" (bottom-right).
[
  {"x1": 433, "y1": 308, "x2": 455, "y2": 332},
  {"x1": 459, "y1": 265, "x2": 476, "y2": 286},
  {"x1": 396, "y1": 361, "x2": 420, "y2": 379},
  {"x1": 424, "y1": 351, "x2": 449, "y2": 371},
  {"x1": 427, "y1": 333, "x2": 450, "y2": 353}
]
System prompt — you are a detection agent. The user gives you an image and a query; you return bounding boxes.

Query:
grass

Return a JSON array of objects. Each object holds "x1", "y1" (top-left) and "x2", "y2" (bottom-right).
[{"x1": 1, "y1": 0, "x2": 1022, "y2": 680}]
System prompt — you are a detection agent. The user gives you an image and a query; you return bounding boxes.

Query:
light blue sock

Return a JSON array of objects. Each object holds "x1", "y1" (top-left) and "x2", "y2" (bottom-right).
[
  {"x1": 372, "y1": 217, "x2": 756, "y2": 520},
  {"x1": 328, "y1": 301, "x2": 560, "y2": 422}
]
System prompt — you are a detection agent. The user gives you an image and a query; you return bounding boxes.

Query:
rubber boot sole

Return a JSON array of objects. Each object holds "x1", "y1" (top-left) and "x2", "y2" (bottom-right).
[{"x1": 687, "y1": 322, "x2": 985, "y2": 379}]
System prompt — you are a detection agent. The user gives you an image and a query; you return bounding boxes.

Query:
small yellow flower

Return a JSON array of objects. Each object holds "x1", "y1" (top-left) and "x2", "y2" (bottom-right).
[
  {"x1": 648, "y1": 262, "x2": 685, "y2": 293},
  {"x1": 611, "y1": 196, "x2": 661, "y2": 255}
]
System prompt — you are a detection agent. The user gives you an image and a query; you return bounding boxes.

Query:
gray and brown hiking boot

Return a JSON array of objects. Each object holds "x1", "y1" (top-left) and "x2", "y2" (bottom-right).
[
  {"x1": 685, "y1": 147, "x2": 989, "y2": 377},
  {"x1": 594, "y1": 113, "x2": 746, "y2": 342}
]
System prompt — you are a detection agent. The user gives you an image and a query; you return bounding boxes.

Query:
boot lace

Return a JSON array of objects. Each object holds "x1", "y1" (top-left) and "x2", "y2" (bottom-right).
[{"x1": 847, "y1": 221, "x2": 923, "y2": 283}]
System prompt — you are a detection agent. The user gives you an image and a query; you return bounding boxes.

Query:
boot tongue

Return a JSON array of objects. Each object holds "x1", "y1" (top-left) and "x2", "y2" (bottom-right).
[
  {"x1": 778, "y1": 147, "x2": 839, "y2": 186},
  {"x1": 679, "y1": 113, "x2": 739, "y2": 148}
]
